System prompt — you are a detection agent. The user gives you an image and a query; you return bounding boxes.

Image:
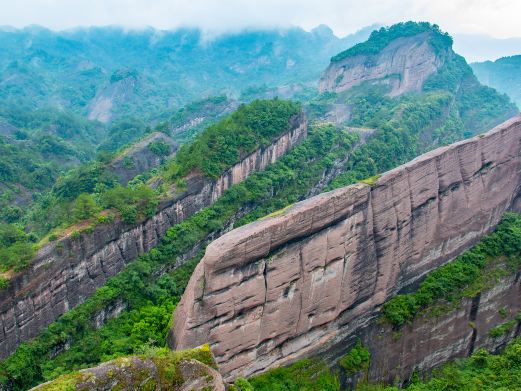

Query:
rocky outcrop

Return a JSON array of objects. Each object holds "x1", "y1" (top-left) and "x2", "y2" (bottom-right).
[
  {"x1": 171, "y1": 115, "x2": 521, "y2": 381},
  {"x1": 357, "y1": 271, "x2": 521, "y2": 386},
  {"x1": 319, "y1": 32, "x2": 449, "y2": 96},
  {"x1": 30, "y1": 345, "x2": 225, "y2": 391},
  {"x1": 108, "y1": 132, "x2": 178, "y2": 185},
  {"x1": 0, "y1": 113, "x2": 307, "y2": 359}
]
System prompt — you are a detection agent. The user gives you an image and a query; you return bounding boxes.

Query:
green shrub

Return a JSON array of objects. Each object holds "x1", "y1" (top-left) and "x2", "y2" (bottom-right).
[
  {"x1": 163, "y1": 99, "x2": 301, "y2": 180},
  {"x1": 488, "y1": 320, "x2": 516, "y2": 338},
  {"x1": 100, "y1": 185, "x2": 158, "y2": 224},
  {"x1": 0, "y1": 276, "x2": 9, "y2": 290},
  {"x1": 148, "y1": 140, "x2": 171, "y2": 157},
  {"x1": 338, "y1": 340, "x2": 371, "y2": 375},
  {"x1": 247, "y1": 358, "x2": 339, "y2": 391}
]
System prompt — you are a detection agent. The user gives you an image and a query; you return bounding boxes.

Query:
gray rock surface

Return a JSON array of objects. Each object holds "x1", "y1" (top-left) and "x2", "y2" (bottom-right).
[
  {"x1": 319, "y1": 32, "x2": 448, "y2": 96},
  {"x1": 171, "y1": 114, "x2": 521, "y2": 381},
  {"x1": 30, "y1": 346, "x2": 225, "y2": 391}
]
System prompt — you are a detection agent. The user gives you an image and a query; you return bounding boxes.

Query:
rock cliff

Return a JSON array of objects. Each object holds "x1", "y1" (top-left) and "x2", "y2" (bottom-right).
[
  {"x1": 319, "y1": 32, "x2": 449, "y2": 96},
  {"x1": 171, "y1": 114, "x2": 521, "y2": 381},
  {"x1": 0, "y1": 113, "x2": 307, "y2": 359},
  {"x1": 357, "y1": 271, "x2": 521, "y2": 386}
]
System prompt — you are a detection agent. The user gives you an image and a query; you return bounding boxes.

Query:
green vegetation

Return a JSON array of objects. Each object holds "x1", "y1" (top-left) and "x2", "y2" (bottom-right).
[
  {"x1": 162, "y1": 99, "x2": 300, "y2": 180},
  {"x1": 35, "y1": 344, "x2": 216, "y2": 390},
  {"x1": 0, "y1": 124, "x2": 359, "y2": 390},
  {"x1": 488, "y1": 320, "x2": 517, "y2": 338},
  {"x1": 360, "y1": 175, "x2": 380, "y2": 186},
  {"x1": 2, "y1": 56, "x2": 516, "y2": 386},
  {"x1": 358, "y1": 337, "x2": 521, "y2": 391},
  {"x1": 0, "y1": 99, "x2": 298, "y2": 271},
  {"x1": 236, "y1": 359, "x2": 340, "y2": 391},
  {"x1": 148, "y1": 140, "x2": 171, "y2": 157},
  {"x1": 100, "y1": 185, "x2": 158, "y2": 224},
  {"x1": 338, "y1": 340, "x2": 371, "y2": 376},
  {"x1": 382, "y1": 213, "x2": 521, "y2": 327},
  {"x1": 331, "y1": 22, "x2": 452, "y2": 62},
  {"x1": 0, "y1": 223, "x2": 35, "y2": 272}
]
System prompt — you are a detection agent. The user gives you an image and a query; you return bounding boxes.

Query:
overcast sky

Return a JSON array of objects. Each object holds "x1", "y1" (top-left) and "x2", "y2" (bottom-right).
[{"x1": 1, "y1": 0, "x2": 520, "y2": 39}]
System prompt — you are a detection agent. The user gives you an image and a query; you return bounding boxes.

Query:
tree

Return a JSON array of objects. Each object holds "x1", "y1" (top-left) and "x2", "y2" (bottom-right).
[{"x1": 72, "y1": 193, "x2": 97, "y2": 221}]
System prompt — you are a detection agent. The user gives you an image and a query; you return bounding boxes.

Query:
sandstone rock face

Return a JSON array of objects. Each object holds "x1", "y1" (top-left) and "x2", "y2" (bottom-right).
[
  {"x1": 108, "y1": 132, "x2": 179, "y2": 185},
  {"x1": 319, "y1": 33, "x2": 448, "y2": 96},
  {"x1": 171, "y1": 115, "x2": 521, "y2": 381},
  {"x1": 0, "y1": 114, "x2": 307, "y2": 359},
  {"x1": 358, "y1": 271, "x2": 521, "y2": 385}
]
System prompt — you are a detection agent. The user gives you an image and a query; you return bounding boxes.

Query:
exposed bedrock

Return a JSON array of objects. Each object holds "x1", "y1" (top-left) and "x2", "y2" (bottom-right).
[
  {"x1": 358, "y1": 271, "x2": 521, "y2": 386},
  {"x1": 0, "y1": 113, "x2": 307, "y2": 359},
  {"x1": 171, "y1": 114, "x2": 521, "y2": 381},
  {"x1": 319, "y1": 32, "x2": 448, "y2": 96}
]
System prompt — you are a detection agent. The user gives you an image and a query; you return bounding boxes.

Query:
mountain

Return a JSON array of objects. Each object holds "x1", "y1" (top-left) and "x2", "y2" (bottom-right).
[
  {"x1": 0, "y1": 25, "x2": 373, "y2": 216},
  {"x1": 0, "y1": 25, "x2": 374, "y2": 123},
  {"x1": 453, "y1": 33, "x2": 521, "y2": 62},
  {"x1": 317, "y1": 22, "x2": 517, "y2": 135},
  {"x1": 471, "y1": 55, "x2": 521, "y2": 108}
]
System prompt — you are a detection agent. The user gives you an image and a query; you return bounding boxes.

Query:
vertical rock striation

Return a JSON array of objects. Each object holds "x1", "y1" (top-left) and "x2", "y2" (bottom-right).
[
  {"x1": 171, "y1": 115, "x2": 521, "y2": 381},
  {"x1": 0, "y1": 114, "x2": 307, "y2": 359},
  {"x1": 361, "y1": 271, "x2": 521, "y2": 385},
  {"x1": 319, "y1": 32, "x2": 448, "y2": 96}
]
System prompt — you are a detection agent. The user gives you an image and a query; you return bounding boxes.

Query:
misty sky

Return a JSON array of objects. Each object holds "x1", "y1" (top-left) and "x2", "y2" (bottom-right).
[{"x1": 1, "y1": 0, "x2": 521, "y2": 39}]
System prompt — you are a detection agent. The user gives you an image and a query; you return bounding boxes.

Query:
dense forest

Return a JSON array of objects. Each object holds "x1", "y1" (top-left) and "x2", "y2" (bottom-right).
[{"x1": 0, "y1": 25, "x2": 373, "y2": 121}]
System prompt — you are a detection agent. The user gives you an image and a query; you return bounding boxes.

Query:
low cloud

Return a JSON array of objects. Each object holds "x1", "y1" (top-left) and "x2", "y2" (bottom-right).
[{"x1": 0, "y1": 0, "x2": 520, "y2": 38}]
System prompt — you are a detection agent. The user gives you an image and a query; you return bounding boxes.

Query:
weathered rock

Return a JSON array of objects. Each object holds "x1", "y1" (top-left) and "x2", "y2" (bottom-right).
[
  {"x1": 30, "y1": 345, "x2": 225, "y2": 391},
  {"x1": 0, "y1": 113, "x2": 307, "y2": 359},
  {"x1": 170, "y1": 115, "x2": 521, "y2": 381},
  {"x1": 319, "y1": 32, "x2": 448, "y2": 96},
  {"x1": 358, "y1": 271, "x2": 521, "y2": 386},
  {"x1": 108, "y1": 132, "x2": 178, "y2": 185}
]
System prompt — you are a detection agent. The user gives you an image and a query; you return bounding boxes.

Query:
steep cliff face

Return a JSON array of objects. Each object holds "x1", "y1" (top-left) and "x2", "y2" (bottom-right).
[
  {"x1": 358, "y1": 271, "x2": 521, "y2": 386},
  {"x1": 319, "y1": 32, "x2": 449, "y2": 96},
  {"x1": 0, "y1": 114, "x2": 307, "y2": 359},
  {"x1": 171, "y1": 114, "x2": 521, "y2": 381}
]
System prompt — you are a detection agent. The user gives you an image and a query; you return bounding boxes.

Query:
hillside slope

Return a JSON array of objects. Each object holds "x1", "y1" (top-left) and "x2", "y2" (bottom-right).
[{"x1": 472, "y1": 55, "x2": 521, "y2": 108}]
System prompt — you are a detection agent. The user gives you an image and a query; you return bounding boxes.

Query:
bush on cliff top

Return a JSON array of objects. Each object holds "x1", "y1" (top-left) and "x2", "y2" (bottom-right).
[
  {"x1": 162, "y1": 99, "x2": 301, "y2": 180},
  {"x1": 331, "y1": 22, "x2": 453, "y2": 62}
]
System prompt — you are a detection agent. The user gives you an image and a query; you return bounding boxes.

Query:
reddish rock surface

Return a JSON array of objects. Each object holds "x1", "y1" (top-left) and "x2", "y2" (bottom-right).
[
  {"x1": 171, "y1": 115, "x2": 521, "y2": 381},
  {"x1": 0, "y1": 113, "x2": 307, "y2": 359}
]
